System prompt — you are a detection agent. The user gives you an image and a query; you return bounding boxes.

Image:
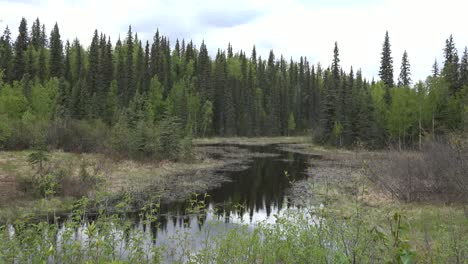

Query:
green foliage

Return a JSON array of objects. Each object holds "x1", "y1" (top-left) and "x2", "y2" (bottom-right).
[
  {"x1": 35, "y1": 173, "x2": 60, "y2": 198},
  {"x1": 387, "y1": 87, "x2": 419, "y2": 145},
  {"x1": 332, "y1": 120, "x2": 343, "y2": 146},
  {"x1": 0, "y1": 17, "x2": 466, "y2": 152},
  {"x1": 0, "y1": 115, "x2": 12, "y2": 146},
  {"x1": 110, "y1": 112, "x2": 131, "y2": 154},
  {"x1": 380, "y1": 31, "x2": 394, "y2": 89},
  {"x1": 28, "y1": 148, "x2": 50, "y2": 174},
  {"x1": 287, "y1": 112, "x2": 296, "y2": 135},
  {"x1": 159, "y1": 116, "x2": 184, "y2": 160},
  {"x1": 201, "y1": 100, "x2": 213, "y2": 137},
  {"x1": 0, "y1": 83, "x2": 28, "y2": 119},
  {"x1": 148, "y1": 76, "x2": 165, "y2": 121}
]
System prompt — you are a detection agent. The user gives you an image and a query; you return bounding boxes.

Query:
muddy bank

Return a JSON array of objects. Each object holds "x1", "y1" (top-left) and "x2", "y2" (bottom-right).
[
  {"x1": 0, "y1": 143, "x2": 281, "y2": 215},
  {"x1": 122, "y1": 145, "x2": 280, "y2": 204},
  {"x1": 194, "y1": 136, "x2": 310, "y2": 146}
]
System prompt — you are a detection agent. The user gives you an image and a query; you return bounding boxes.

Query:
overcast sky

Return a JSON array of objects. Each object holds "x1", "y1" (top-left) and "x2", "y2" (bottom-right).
[{"x1": 1, "y1": 0, "x2": 467, "y2": 82}]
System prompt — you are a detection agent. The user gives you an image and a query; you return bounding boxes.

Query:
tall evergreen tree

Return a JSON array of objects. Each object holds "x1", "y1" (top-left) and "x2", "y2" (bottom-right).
[
  {"x1": 460, "y1": 47, "x2": 468, "y2": 87},
  {"x1": 115, "y1": 38, "x2": 127, "y2": 106},
  {"x1": 37, "y1": 46, "x2": 47, "y2": 83},
  {"x1": 49, "y1": 23, "x2": 63, "y2": 78},
  {"x1": 87, "y1": 30, "x2": 101, "y2": 117},
  {"x1": 150, "y1": 30, "x2": 161, "y2": 79},
  {"x1": 379, "y1": 31, "x2": 394, "y2": 87},
  {"x1": 213, "y1": 50, "x2": 227, "y2": 134},
  {"x1": 332, "y1": 42, "x2": 340, "y2": 83},
  {"x1": 141, "y1": 41, "x2": 151, "y2": 94},
  {"x1": 398, "y1": 50, "x2": 412, "y2": 87},
  {"x1": 134, "y1": 36, "x2": 144, "y2": 95},
  {"x1": 379, "y1": 31, "x2": 393, "y2": 106},
  {"x1": 64, "y1": 40, "x2": 71, "y2": 82},
  {"x1": 12, "y1": 17, "x2": 29, "y2": 81},
  {"x1": 442, "y1": 35, "x2": 460, "y2": 95},
  {"x1": 55, "y1": 77, "x2": 71, "y2": 118},
  {"x1": 320, "y1": 69, "x2": 335, "y2": 141},
  {"x1": 197, "y1": 41, "x2": 212, "y2": 101},
  {"x1": 432, "y1": 59, "x2": 439, "y2": 77},
  {"x1": 0, "y1": 26, "x2": 13, "y2": 82},
  {"x1": 41, "y1": 24, "x2": 47, "y2": 47},
  {"x1": 102, "y1": 37, "x2": 114, "y2": 91},
  {"x1": 31, "y1": 18, "x2": 43, "y2": 50},
  {"x1": 125, "y1": 26, "x2": 135, "y2": 104}
]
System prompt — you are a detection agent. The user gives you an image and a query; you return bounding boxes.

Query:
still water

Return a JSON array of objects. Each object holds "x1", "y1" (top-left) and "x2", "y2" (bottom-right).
[
  {"x1": 51, "y1": 144, "x2": 311, "y2": 261},
  {"x1": 140, "y1": 144, "x2": 310, "y2": 255}
]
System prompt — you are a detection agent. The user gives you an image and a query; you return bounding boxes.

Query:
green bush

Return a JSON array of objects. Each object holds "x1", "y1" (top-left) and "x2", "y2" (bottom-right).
[
  {"x1": 47, "y1": 119, "x2": 109, "y2": 153},
  {"x1": 159, "y1": 116, "x2": 183, "y2": 160}
]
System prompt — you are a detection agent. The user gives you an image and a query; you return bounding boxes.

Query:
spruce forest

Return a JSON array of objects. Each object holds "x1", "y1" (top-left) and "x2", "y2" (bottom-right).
[{"x1": 0, "y1": 18, "x2": 467, "y2": 157}]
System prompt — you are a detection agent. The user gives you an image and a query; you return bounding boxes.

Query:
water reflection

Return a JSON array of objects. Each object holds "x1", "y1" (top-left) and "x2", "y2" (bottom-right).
[
  {"x1": 142, "y1": 144, "x2": 310, "y2": 242},
  {"x1": 11, "y1": 144, "x2": 311, "y2": 261}
]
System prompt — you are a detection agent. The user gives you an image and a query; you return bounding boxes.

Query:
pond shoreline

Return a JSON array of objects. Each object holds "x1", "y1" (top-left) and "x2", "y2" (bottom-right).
[{"x1": 0, "y1": 137, "x2": 309, "y2": 220}]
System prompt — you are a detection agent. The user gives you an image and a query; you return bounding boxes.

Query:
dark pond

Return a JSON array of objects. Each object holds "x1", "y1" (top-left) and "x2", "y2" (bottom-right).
[
  {"x1": 136, "y1": 144, "x2": 311, "y2": 253},
  {"x1": 42, "y1": 144, "x2": 311, "y2": 260},
  {"x1": 159, "y1": 144, "x2": 310, "y2": 223}
]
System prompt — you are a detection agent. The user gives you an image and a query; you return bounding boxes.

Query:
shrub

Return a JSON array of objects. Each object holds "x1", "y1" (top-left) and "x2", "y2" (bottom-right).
[
  {"x1": 368, "y1": 140, "x2": 468, "y2": 203},
  {"x1": 47, "y1": 119, "x2": 109, "y2": 153},
  {"x1": 159, "y1": 116, "x2": 183, "y2": 160}
]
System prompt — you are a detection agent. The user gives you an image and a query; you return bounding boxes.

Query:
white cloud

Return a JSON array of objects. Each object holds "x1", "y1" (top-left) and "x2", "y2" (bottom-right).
[{"x1": 1, "y1": 0, "x2": 467, "y2": 81}]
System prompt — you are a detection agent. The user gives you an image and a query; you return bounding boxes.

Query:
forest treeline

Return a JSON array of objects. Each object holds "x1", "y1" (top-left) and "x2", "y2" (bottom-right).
[{"x1": 0, "y1": 18, "x2": 467, "y2": 157}]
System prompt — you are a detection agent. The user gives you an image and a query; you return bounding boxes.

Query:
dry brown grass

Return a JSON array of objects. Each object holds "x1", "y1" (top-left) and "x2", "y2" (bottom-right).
[
  {"x1": 194, "y1": 136, "x2": 310, "y2": 146},
  {"x1": 0, "y1": 145, "x2": 254, "y2": 205},
  {"x1": 367, "y1": 141, "x2": 468, "y2": 203}
]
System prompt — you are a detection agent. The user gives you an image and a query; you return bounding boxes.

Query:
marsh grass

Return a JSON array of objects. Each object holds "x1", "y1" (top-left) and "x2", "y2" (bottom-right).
[
  {"x1": 193, "y1": 136, "x2": 310, "y2": 146},
  {"x1": 0, "y1": 146, "x2": 236, "y2": 217},
  {"x1": 0, "y1": 189, "x2": 466, "y2": 263}
]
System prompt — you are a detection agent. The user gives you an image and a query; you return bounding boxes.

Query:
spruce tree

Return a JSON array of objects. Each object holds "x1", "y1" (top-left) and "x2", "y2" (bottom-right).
[
  {"x1": 174, "y1": 39, "x2": 180, "y2": 58},
  {"x1": 102, "y1": 37, "x2": 114, "y2": 92},
  {"x1": 64, "y1": 40, "x2": 71, "y2": 82},
  {"x1": 379, "y1": 31, "x2": 393, "y2": 106},
  {"x1": 49, "y1": 23, "x2": 63, "y2": 78},
  {"x1": 134, "y1": 37, "x2": 144, "y2": 94},
  {"x1": 213, "y1": 50, "x2": 227, "y2": 135},
  {"x1": 161, "y1": 37, "x2": 172, "y2": 96},
  {"x1": 12, "y1": 17, "x2": 29, "y2": 81},
  {"x1": 31, "y1": 18, "x2": 43, "y2": 50},
  {"x1": 25, "y1": 47, "x2": 35, "y2": 80},
  {"x1": 442, "y1": 35, "x2": 460, "y2": 95},
  {"x1": 40, "y1": 24, "x2": 47, "y2": 47},
  {"x1": 150, "y1": 30, "x2": 161, "y2": 79},
  {"x1": 227, "y1": 43, "x2": 233, "y2": 58},
  {"x1": 125, "y1": 26, "x2": 135, "y2": 104},
  {"x1": 38, "y1": 47, "x2": 47, "y2": 83},
  {"x1": 398, "y1": 50, "x2": 412, "y2": 87},
  {"x1": 70, "y1": 39, "x2": 84, "y2": 86},
  {"x1": 0, "y1": 26, "x2": 13, "y2": 82},
  {"x1": 432, "y1": 59, "x2": 439, "y2": 77},
  {"x1": 87, "y1": 30, "x2": 100, "y2": 116},
  {"x1": 141, "y1": 41, "x2": 150, "y2": 94},
  {"x1": 379, "y1": 31, "x2": 394, "y2": 87},
  {"x1": 332, "y1": 42, "x2": 340, "y2": 79},
  {"x1": 320, "y1": 69, "x2": 336, "y2": 142},
  {"x1": 197, "y1": 41, "x2": 212, "y2": 101},
  {"x1": 55, "y1": 77, "x2": 71, "y2": 118},
  {"x1": 115, "y1": 38, "x2": 127, "y2": 106},
  {"x1": 460, "y1": 47, "x2": 468, "y2": 87}
]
